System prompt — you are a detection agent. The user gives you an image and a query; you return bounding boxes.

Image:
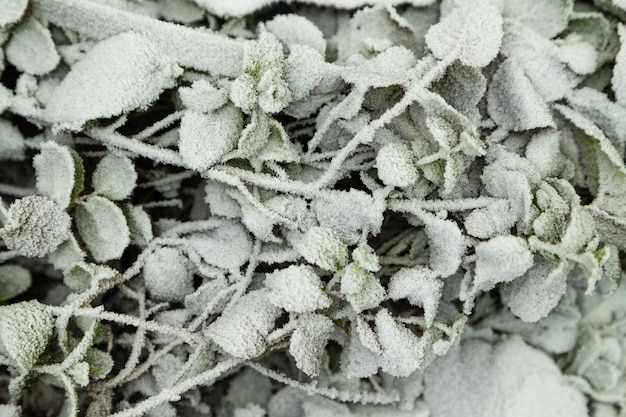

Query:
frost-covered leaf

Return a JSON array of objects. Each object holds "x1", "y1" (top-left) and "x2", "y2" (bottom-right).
[
  {"x1": 266, "y1": 14, "x2": 326, "y2": 55},
  {"x1": 525, "y1": 130, "x2": 572, "y2": 178},
  {"x1": 188, "y1": 221, "x2": 252, "y2": 270},
  {"x1": 425, "y1": 0, "x2": 503, "y2": 68},
  {"x1": 0, "y1": 119, "x2": 25, "y2": 161},
  {"x1": 227, "y1": 368, "x2": 273, "y2": 409},
  {"x1": 0, "y1": 265, "x2": 31, "y2": 302},
  {"x1": 376, "y1": 309, "x2": 425, "y2": 377},
  {"x1": 434, "y1": 63, "x2": 486, "y2": 122},
  {"x1": 1, "y1": 195, "x2": 71, "y2": 258},
  {"x1": 184, "y1": 278, "x2": 228, "y2": 316},
  {"x1": 0, "y1": 301, "x2": 54, "y2": 370},
  {"x1": 92, "y1": 154, "x2": 137, "y2": 201},
  {"x1": 344, "y1": 46, "x2": 417, "y2": 88},
  {"x1": 464, "y1": 200, "x2": 517, "y2": 239},
  {"x1": 312, "y1": 190, "x2": 383, "y2": 245},
  {"x1": 75, "y1": 196, "x2": 130, "y2": 262},
  {"x1": 179, "y1": 79, "x2": 228, "y2": 113},
  {"x1": 352, "y1": 244, "x2": 380, "y2": 272},
  {"x1": 284, "y1": 45, "x2": 327, "y2": 102},
  {"x1": 179, "y1": 105, "x2": 243, "y2": 171},
  {"x1": 376, "y1": 142, "x2": 419, "y2": 188},
  {"x1": 123, "y1": 204, "x2": 153, "y2": 246},
  {"x1": 340, "y1": 263, "x2": 386, "y2": 313},
  {"x1": 423, "y1": 337, "x2": 587, "y2": 417},
  {"x1": 48, "y1": 234, "x2": 86, "y2": 272},
  {"x1": 502, "y1": 0, "x2": 573, "y2": 39},
  {"x1": 45, "y1": 32, "x2": 181, "y2": 130},
  {"x1": 238, "y1": 110, "x2": 271, "y2": 158},
  {"x1": 340, "y1": 321, "x2": 381, "y2": 378},
  {"x1": 421, "y1": 214, "x2": 465, "y2": 277},
  {"x1": 206, "y1": 290, "x2": 281, "y2": 359},
  {"x1": 289, "y1": 314, "x2": 334, "y2": 376},
  {"x1": 0, "y1": 0, "x2": 27, "y2": 26},
  {"x1": 612, "y1": 25, "x2": 626, "y2": 106},
  {"x1": 64, "y1": 262, "x2": 117, "y2": 293},
  {"x1": 144, "y1": 247, "x2": 192, "y2": 302},
  {"x1": 6, "y1": 17, "x2": 60, "y2": 76},
  {"x1": 555, "y1": 105, "x2": 626, "y2": 211},
  {"x1": 487, "y1": 58, "x2": 555, "y2": 131},
  {"x1": 500, "y1": 22, "x2": 577, "y2": 102},
  {"x1": 33, "y1": 142, "x2": 82, "y2": 209},
  {"x1": 85, "y1": 347, "x2": 114, "y2": 379},
  {"x1": 474, "y1": 236, "x2": 533, "y2": 293},
  {"x1": 388, "y1": 267, "x2": 443, "y2": 327},
  {"x1": 266, "y1": 265, "x2": 332, "y2": 313},
  {"x1": 292, "y1": 227, "x2": 349, "y2": 271},
  {"x1": 205, "y1": 181, "x2": 242, "y2": 219},
  {"x1": 502, "y1": 258, "x2": 569, "y2": 322}
]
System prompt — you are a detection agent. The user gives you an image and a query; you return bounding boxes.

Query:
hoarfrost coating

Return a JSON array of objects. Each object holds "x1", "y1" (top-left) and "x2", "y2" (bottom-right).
[{"x1": 0, "y1": 0, "x2": 625, "y2": 416}]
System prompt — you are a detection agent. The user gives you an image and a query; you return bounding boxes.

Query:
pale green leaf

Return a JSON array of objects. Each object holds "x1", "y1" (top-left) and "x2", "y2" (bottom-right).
[
  {"x1": 144, "y1": 247, "x2": 192, "y2": 302},
  {"x1": 0, "y1": 301, "x2": 54, "y2": 371},
  {"x1": 92, "y1": 154, "x2": 137, "y2": 201},
  {"x1": 0, "y1": 264, "x2": 31, "y2": 302},
  {"x1": 75, "y1": 196, "x2": 130, "y2": 262},
  {"x1": 33, "y1": 142, "x2": 78, "y2": 209},
  {"x1": 45, "y1": 32, "x2": 182, "y2": 130}
]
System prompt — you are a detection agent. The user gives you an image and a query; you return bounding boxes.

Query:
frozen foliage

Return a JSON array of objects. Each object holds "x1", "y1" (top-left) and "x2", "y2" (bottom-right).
[
  {"x1": 1, "y1": 195, "x2": 71, "y2": 257},
  {"x1": 1, "y1": 0, "x2": 626, "y2": 416},
  {"x1": 143, "y1": 247, "x2": 192, "y2": 302},
  {"x1": 5, "y1": 17, "x2": 60, "y2": 76},
  {"x1": 75, "y1": 196, "x2": 130, "y2": 262},
  {"x1": 45, "y1": 32, "x2": 181, "y2": 130},
  {"x1": 266, "y1": 265, "x2": 332, "y2": 313},
  {"x1": 423, "y1": 337, "x2": 587, "y2": 417},
  {"x1": 0, "y1": 301, "x2": 54, "y2": 371},
  {"x1": 92, "y1": 154, "x2": 137, "y2": 201}
]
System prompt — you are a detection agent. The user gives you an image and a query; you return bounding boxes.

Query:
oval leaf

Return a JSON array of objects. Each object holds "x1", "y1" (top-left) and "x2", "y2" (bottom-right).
[
  {"x1": 75, "y1": 196, "x2": 130, "y2": 262},
  {"x1": 45, "y1": 32, "x2": 181, "y2": 130},
  {"x1": 92, "y1": 154, "x2": 137, "y2": 201}
]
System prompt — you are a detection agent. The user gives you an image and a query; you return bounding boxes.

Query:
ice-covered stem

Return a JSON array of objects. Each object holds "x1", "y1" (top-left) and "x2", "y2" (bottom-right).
[
  {"x1": 30, "y1": 0, "x2": 243, "y2": 76},
  {"x1": 109, "y1": 357, "x2": 241, "y2": 417},
  {"x1": 47, "y1": 305, "x2": 201, "y2": 346},
  {"x1": 247, "y1": 362, "x2": 401, "y2": 405}
]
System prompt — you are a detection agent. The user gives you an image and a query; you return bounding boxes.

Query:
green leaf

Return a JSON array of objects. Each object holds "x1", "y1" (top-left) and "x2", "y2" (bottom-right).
[
  {"x1": 92, "y1": 154, "x2": 137, "y2": 201},
  {"x1": 75, "y1": 196, "x2": 130, "y2": 262},
  {"x1": 64, "y1": 262, "x2": 117, "y2": 293},
  {"x1": 123, "y1": 204, "x2": 153, "y2": 246},
  {"x1": 0, "y1": 264, "x2": 31, "y2": 302},
  {"x1": 84, "y1": 348, "x2": 114, "y2": 380},
  {"x1": 48, "y1": 234, "x2": 86, "y2": 272},
  {"x1": 292, "y1": 227, "x2": 349, "y2": 271},
  {"x1": 33, "y1": 142, "x2": 77, "y2": 209},
  {"x1": 0, "y1": 301, "x2": 54, "y2": 371}
]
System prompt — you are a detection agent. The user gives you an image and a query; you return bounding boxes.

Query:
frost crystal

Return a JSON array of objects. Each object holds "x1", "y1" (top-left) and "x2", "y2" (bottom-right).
[{"x1": 1, "y1": 195, "x2": 71, "y2": 258}]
